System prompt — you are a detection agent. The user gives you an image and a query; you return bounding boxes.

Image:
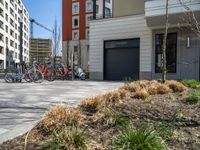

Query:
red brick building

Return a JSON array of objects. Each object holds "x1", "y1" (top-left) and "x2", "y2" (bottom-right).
[{"x1": 62, "y1": 0, "x2": 112, "y2": 69}]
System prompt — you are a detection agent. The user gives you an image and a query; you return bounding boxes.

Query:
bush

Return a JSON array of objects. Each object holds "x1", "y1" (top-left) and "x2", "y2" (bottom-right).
[
  {"x1": 38, "y1": 105, "x2": 81, "y2": 133},
  {"x1": 181, "y1": 80, "x2": 200, "y2": 89},
  {"x1": 113, "y1": 125, "x2": 165, "y2": 150},
  {"x1": 187, "y1": 89, "x2": 200, "y2": 104},
  {"x1": 167, "y1": 80, "x2": 185, "y2": 92},
  {"x1": 133, "y1": 88, "x2": 149, "y2": 99},
  {"x1": 42, "y1": 127, "x2": 88, "y2": 150}
]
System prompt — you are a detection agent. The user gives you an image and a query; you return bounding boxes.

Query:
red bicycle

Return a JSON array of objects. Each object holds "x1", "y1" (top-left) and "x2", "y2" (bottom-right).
[{"x1": 36, "y1": 64, "x2": 55, "y2": 81}]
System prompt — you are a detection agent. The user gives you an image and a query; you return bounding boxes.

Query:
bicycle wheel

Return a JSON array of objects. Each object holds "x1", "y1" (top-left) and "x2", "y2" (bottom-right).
[
  {"x1": 44, "y1": 68, "x2": 54, "y2": 81},
  {"x1": 4, "y1": 73, "x2": 13, "y2": 83},
  {"x1": 24, "y1": 73, "x2": 33, "y2": 83},
  {"x1": 33, "y1": 70, "x2": 44, "y2": 83}
]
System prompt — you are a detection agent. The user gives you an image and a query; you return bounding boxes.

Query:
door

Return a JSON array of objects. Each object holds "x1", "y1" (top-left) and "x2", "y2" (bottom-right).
[{"x1": 104, "y1": 39, "x2": 140, "y2": 81}]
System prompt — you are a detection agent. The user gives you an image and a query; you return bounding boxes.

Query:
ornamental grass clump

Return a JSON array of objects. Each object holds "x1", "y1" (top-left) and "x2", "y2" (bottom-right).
[
  {"x1": 132, "y1": 88, "x2": 149, "y2": 99},
  {"x1": 42, "y1": 127, "x2": 88, "y2": 150},
  {"x1": 186, "y1": 89, "x2": 200, "y2": 104},
  {"x1": 113, "y1": 125, "x2": 165, "y2": 150},
  {"x1": 38, "y1": 105, "x2": 81, "y2": 134},
  {"x1": 167, "y1": 80, "x2": 185, "y2": 92}
]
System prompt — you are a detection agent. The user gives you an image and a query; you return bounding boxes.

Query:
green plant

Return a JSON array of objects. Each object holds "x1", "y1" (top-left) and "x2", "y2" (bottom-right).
[
  {"x1": 102, "y1": 108, "x2": 129, "y2": 127},
  {"x1": 42, "y1": 127, "x2": 88, "y2": 150},
  {"x1": 181, "y1": 80, "x2": 200, "y2": 88},
  {"x1": 187, "y1": 89, "x2": 200, "y2": 104},
  {"x1": 113, "y1": 125, "x2": 165, "y2": 150},
  {"x1": 154, "y1": 122, "x2": 174, "y2": 140}
]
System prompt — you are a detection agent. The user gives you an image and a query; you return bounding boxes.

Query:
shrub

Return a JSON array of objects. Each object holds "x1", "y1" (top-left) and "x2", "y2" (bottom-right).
[
  {"x1": 157, "y1": 84, "x2": 171, "y2": 94},
  {"x1": 38, "y1": 105, "x2": 81, "y2": 133},
  {"x1": 148, "y1": 83, "x2": 159, "y2": 95},
  {"x1": 186, "y1": 89, "x2": 200, "y2": 104},
  {"x1": 167, "y1": 80, "x2": 185, "y2": 92},
  {"x1": 42, "y1": 127, "x2": 88, "y2": 150},
  {"x1": 113, "y1": 125, "x2": 165, "y2": 150},
  {"x1": 133, "y1": 88, "x2": 149, "y2": 99},
  {"x1": 181, "y1": 80, "x2": 200, "y2": 89}
]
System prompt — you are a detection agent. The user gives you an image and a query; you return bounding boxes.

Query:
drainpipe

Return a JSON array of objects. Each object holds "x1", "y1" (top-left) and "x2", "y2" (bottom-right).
[
  {"x1": 93, "y1": 0, "x2": 96, "y2": 19},
  {"x1": 103, "y1": 0, "x2": 105, "y2": 18}
]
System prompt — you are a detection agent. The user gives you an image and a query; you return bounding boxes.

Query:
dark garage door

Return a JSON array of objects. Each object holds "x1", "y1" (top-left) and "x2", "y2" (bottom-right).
[{"x1": 104, "y1": 39, "x2": 140, "y2": 81}]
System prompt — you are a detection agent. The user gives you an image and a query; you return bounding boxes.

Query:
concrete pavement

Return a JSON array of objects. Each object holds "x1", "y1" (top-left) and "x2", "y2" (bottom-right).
[{"x1": 0, "y1": 80, "x2": 123, "y2": 143}]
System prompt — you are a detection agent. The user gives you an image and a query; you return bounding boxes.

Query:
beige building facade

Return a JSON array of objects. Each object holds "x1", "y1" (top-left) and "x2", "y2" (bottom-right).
[{"x1": 89, "y1": 0, "x2": 200, "y2": 81}]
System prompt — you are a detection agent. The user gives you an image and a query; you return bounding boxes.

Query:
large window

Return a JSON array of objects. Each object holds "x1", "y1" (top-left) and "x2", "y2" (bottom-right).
[{"x1": 155, "y1": 33, "x2": 177, "y2": 73}]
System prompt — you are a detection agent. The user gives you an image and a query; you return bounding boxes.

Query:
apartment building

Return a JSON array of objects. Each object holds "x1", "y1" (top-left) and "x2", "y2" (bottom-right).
[
  {"x1": 89, "y1": 0, "x2": 200, "y2": 81},
  {"x1": 0, "y1": 0, "x2": 29, "y2": 69},
  {"x1": 30, "y1": 38, "x2": 52, "y2": 64},
  {"x1": 62, "y1": 0, "x2": 112, "y2": 70}
]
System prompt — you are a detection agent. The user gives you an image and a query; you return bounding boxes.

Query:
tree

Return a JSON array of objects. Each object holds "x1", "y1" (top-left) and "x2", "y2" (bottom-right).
[
  {"x1": 161, "y1": 0, "x2": 169, "y2": 83},
  {"x1": 179, "y1": 0, "x2": 200, "y2": 37},
  {"x1": 52, "y1": 19, "x2": 61, "y2": 64}
]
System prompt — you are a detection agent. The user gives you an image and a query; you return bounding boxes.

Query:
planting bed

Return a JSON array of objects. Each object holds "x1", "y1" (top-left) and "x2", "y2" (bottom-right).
[{"x1": 0, "y1": 80, "x2": 200, "y2": 150}]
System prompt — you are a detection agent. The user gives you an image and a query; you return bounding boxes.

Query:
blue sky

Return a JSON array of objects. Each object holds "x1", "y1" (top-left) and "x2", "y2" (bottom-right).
[{"x1": 22, "y1": 0, "x2": 62, "y2": 39}]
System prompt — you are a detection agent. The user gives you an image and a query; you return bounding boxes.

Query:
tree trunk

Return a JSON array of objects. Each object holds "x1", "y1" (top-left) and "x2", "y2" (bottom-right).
[{"x1": 162, "y1": 0, "x2": 169, "y2": 83}]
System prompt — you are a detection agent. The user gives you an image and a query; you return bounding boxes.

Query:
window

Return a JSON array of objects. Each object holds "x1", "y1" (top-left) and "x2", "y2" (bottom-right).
[
  {"x1": 72, "y1": 16, "x2": 79, "y2": 28},
  {"x1": 86, "y1": 29, "x2": 89, "y2": 39},
  {"x1": 0, "y1": 20, "x2": 3, "y2": 29},
  {"x1": 96, "y1": 5, "x2": 99, "y2": 14},
  {"x1": 105, "y1": 0, "x2": 110, "y2": 3},
  {"x1": 155, "y1": 33, "x2": 177, "y2": 73},
  {"x1": 0, "y1": 46, "x2": 3, "y2": 54},
  {"x1": 105, "y1": 7, "x2": 111, "y2": 17},
  {"x1": 86, "y1": 15, "x2": 93, "y2": 26},
  {"x1": 72, "y1": 2, "x2": 79, "y2": 14},
  {"x1": 0, "y1": 33, "x2": 3, "y2": 42},
  {"x1": 86, "y1": 1, "x2": 93, "y2": 12},
  {"x1": 72, "y1": 30, "x2": 79, "y2": 40}
]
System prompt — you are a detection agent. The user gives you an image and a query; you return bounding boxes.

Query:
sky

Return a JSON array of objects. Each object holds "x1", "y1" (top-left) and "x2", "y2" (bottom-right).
[{"x1": 22, "y1": 0, "x2": 62, "y2": 39}]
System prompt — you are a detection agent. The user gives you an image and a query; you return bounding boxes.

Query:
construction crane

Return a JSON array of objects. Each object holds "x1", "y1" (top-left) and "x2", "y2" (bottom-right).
[{"x1": 30, "y1": 18, "x2": 54, "y2": 38}]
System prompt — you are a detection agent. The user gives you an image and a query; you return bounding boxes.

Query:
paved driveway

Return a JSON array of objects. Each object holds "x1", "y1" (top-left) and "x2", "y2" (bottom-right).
[{"x1": 0, "y1": 81, "x2": 123, "y2": 143}]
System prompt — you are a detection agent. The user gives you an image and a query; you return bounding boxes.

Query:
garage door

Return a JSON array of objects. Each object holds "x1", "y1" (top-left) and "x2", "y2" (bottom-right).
[{"x1": 104, "y1": 39, "x2": 140, "y2": 81}]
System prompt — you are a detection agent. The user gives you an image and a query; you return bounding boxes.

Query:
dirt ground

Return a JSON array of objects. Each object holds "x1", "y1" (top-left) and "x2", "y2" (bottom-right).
[{"x1": 0, "y1": 81, "x2": 200, "y2": 150}]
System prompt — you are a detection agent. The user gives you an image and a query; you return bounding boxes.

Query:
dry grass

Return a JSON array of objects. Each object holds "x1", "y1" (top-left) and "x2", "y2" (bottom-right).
[
  {"x1": 157, "y1": 84, "x2": 171, "y2": 94},
  {"x1": 166, "y1": 80, "x2": 185, "y2": 92},
  {"x1": 81, "y1": 95, "x2": 103, "y2": 112},
  {"x1": 132, "y1": 88, "x2": 149, "y2": 99},
  {"x1": 38, "y1": 105, "x2": 81, "y2": 133}
]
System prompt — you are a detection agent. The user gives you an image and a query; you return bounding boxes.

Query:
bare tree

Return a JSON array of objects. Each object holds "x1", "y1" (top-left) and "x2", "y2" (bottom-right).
[
  {"x1": 162, "y1": 0, "x2": 169, "y2": 83},
  {"x1": 179, "y1": 0, "x2": 200, "y2": 37},
  {"x1": 52, "y1": 19, "x2": 61, "y2": 64}
]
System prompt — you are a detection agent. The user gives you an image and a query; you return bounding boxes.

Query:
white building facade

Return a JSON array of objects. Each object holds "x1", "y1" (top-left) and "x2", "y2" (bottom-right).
[{"x1": 0, "y1": 0, "x2": 29, "y2": 69}]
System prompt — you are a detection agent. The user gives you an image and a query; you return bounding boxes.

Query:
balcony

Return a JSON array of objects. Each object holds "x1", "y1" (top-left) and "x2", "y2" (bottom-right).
[{"x1": 145, "y1": 0, "x2": 200, "y2": 27}]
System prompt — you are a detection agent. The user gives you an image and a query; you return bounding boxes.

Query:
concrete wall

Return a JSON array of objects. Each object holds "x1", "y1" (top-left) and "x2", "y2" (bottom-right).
[
  {"x1": 113, "y1": 0, "x2": 144, "y2": 17},
  {"x1": 89, "y1": 14, "x2": 152, "y2": 80}
]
